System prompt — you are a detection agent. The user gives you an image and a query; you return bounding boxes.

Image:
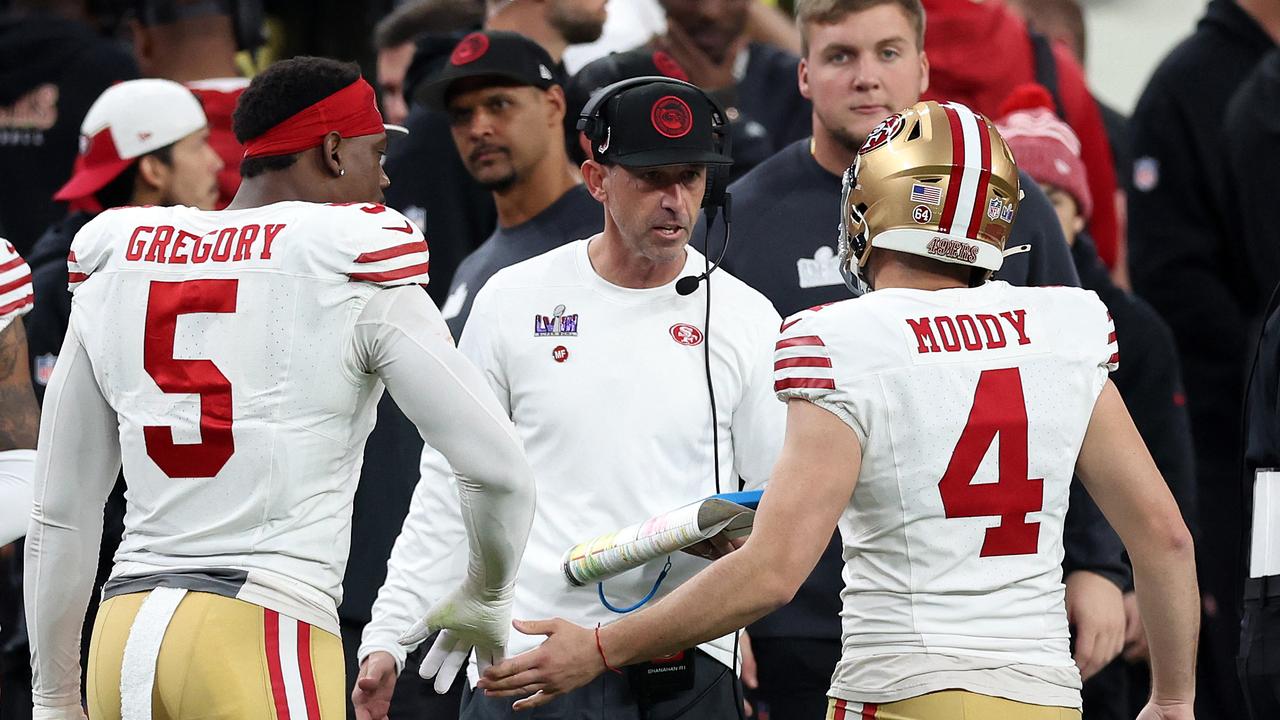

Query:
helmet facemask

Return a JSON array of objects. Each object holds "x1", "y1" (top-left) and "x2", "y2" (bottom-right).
[{"x1": 837, "y1": 158, "x2": 870, "y2": 296}]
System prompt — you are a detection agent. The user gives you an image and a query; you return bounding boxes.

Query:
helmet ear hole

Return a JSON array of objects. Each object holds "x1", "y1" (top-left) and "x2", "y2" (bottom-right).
[{"x1": 906, "y1": 121, "x2": 922, "y2": 142}]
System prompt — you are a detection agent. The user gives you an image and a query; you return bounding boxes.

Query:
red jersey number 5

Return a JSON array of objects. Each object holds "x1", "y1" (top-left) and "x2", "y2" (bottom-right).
[
  {"x1": 938, "y1": 367, "x2": 1044, "y2": 557},
  {"x1": 143, "y1": 279, "x2": 237, "y2": 478}
]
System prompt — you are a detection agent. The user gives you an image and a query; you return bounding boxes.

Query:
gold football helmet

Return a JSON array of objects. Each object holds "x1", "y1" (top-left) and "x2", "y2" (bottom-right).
[{"x1": 838, "y1": 100, "x2": 1025, "y2": 294}]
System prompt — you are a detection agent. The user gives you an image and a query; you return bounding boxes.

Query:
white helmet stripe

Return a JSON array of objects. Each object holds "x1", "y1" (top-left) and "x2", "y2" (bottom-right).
[{"x1": 942, "y1": 102, "x2": 989, "y2": 241}]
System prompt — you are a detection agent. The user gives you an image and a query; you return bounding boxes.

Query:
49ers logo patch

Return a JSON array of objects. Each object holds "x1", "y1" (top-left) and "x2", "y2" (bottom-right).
[
  {"x1": 926, "y1": 236, "x2": 979, "y2": 264},
  {"x1": 859, "y1": 113, "x2": 905, "y2": 155},
  {"x1": 670, "y1": 323, "x2": 703, "y2": 346},
  {"x1": 451, "y1": 33, "x2": 489, "y2": 65},
  {"x1": 651, "y1": 95, "x2": 693, "y2": 139}
]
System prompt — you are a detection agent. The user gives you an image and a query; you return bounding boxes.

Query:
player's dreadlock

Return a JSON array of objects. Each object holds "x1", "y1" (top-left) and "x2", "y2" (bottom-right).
[{"x1": 233, "y1": 56, "x2": 362, "y2": 178}]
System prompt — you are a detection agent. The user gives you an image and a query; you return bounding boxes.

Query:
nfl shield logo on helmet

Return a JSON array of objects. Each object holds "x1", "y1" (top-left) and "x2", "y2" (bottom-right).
[{"x1": 988, "y1": 198, "x2": 1003, "y2": 221}]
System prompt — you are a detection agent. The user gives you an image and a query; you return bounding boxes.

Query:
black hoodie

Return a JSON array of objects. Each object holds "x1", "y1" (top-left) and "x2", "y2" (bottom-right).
[{"x1": 0, "y1": 14, "x2": 136, "y2": 256}]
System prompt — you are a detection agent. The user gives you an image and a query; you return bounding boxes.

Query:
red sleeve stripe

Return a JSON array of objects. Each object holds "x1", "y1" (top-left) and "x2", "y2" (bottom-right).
[
  {"x1": 347, "y1": 262, "x2": 430, "y2": 283},
  {"x1": 0, "y1": 294, "x2": 33, "y2": 316},
  {"x1": 775, "y1": 377, "x2": 837, "y2": 392},
  {"x1": 67, "y1": 251, "x2": 77, "y2": 262},
  {"x1": 776, "y1": 335, "x2": 826, "y2": 350},
  {"x1": 775, "y1": 356, "x2": 833, "y2": 370},
  {"x1": 1107, "y1": 331, "x2": 1117, "y2": 344},
  {"x1": 354, "y1": 240, "x2": 429, "y2": 264},
  {"x1": 0, "y1": 256, "x2": 25, "y2": 273},
  {"x1": 1108, "y1": 352, "x2": 1120, "y2": 365},
  {"x1": 68, "y1": 272, "x2": 90, "y2": 284},
  {"x1": 0, "y1": 271, "x2": 31, "y2": 295}
]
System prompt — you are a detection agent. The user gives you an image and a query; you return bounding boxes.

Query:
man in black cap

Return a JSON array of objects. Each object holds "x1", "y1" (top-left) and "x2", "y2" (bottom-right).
[
  {"x1": 356, "y1": 76, "x2": 785, "y2": 720},
  {"x1": 417, "y1": 30, "x2": 602, "y2": 337}
]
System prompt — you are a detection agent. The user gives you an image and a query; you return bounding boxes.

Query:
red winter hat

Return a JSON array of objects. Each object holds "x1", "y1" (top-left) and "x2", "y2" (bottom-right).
[{"x1": 995, "y1": 84, "x2": 1093, "y2": 220}]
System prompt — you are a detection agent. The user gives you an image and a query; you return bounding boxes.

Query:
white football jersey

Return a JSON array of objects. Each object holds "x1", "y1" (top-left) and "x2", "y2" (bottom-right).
[
  {"x1": 0, "y1": 238, "x2": 33, "y2": 331},
  {"x1": 775, "y1": 280, "x2": 1117, "y2": 708},
  {"x1": 66, "y1": 201, "x2": 430, "y2": 632}
]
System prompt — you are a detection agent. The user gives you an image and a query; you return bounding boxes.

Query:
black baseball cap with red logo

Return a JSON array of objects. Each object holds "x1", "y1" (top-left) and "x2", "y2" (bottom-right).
[
  {"x1": 421, "y1": 31, "x2": 560, "y2": 110},
  {"x1": 587, "y1": 79, "x2": 732, "y2": 169}
]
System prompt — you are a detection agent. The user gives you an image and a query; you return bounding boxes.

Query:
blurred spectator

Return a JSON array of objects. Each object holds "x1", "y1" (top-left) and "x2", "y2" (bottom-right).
[
  {"x1": 129, "y1": 0, "x2": 256, "y2": 208},
  {"x1": 1126, "y1": 1, "x2": 1277, "y2": 715},
  {"x1": 1005, "y1": 0, "x2": 1133, "y2": 284},
  {"x1": 373, "y1": 0, "x2": 485, "y2": 125},
  {"x1": 1240, "y1": 244, "x2": 1280, "y2": 720},
  {"x1": 563, "y1": 47, "x2": 693, "y2": 165},
  {"x1": 1228, "y1": 47, "x2": 1280, "y2": 720},
  {"x1": 0, "y1": 0, "x2": 138, "y2": 256},
  {"x1": 421, "y1": 31, "x2": 600, "y2": 337},
  {"x1": 708, "y1": 2, "x2": 1132, "y2": 718},
  {"x1": 486, "y1": 0, "x2": 607, "y2": 68},
  {"x1": 997, "y1": 84, "x2": 1198, "y2": 720},
  {"x1": 920, "y1": 0, "x2": 1121, "y2": 272},
  {"x1": 562, "y1": 0, "x2": 667, "y2": 72},
  {"x1": 650, "y1": 0, "x2": 810, "y2": 176},
  {"x1": 1225, "y1": 48, "x2": 1280, "y2": 318}
]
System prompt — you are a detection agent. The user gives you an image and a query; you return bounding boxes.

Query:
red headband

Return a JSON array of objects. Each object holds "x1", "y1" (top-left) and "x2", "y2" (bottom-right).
[{"x1": 242, "y1": 78, "x2": 385, "y2": 159}]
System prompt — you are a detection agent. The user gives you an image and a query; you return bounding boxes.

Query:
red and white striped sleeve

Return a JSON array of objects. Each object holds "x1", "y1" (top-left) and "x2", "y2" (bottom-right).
[
  {"x1": 337, "y1": 204, "x2": 431, "y2": 288},
  {"x1": 0, "y1": 240, "x2": 33, "y2": 331},
  {"x1": 773, "y1": 306, "x2": 837, "y2": 401},
  {"x1": 1102, "y1": 309, "x2": 1119, "y2": 373}
]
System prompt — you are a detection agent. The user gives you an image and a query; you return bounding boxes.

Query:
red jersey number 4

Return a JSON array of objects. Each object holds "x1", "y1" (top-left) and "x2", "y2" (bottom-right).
[
  {"x1": 938, "y1": 367, "x2": 1044, "y2": 557},
  {"x1": 143, "y1": 279, "x2": 237, "y2": 478}
]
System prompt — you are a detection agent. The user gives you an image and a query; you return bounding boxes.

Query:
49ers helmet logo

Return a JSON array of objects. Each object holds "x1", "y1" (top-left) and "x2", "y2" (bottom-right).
[
  {"x1": 651, "y1": 95, "x2": 693, "y2": 139},
  {"x1": 451, "y1": 33, "x2": 489, "y2": 65},
  {"x1": 859, "y1": 113, "x2": 905, "y2": 155}
]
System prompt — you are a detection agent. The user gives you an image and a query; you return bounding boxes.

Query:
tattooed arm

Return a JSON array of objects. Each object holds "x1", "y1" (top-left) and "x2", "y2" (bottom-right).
[{"x1": 0, "y1": 319, "x2": 38, "y2": 545}]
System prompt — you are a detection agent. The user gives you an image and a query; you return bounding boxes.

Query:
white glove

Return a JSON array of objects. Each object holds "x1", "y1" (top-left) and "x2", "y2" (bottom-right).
[
  {"x1": 398, "y1": 580, "x2": 513, "y2": 693},
  {"x1": 32, "y1": 704, "x2": 87, "y2": 720}
]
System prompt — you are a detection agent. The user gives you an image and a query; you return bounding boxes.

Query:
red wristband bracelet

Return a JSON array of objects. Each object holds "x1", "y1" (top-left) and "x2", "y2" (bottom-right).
[{"x1": 595, "y1": 623, "x2": 623, "y2": 675}]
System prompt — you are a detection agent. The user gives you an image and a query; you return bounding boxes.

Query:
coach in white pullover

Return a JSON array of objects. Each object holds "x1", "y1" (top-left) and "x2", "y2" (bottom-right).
[{"x1": 354, "y1": 78, "x2": 785, "y2": 719}]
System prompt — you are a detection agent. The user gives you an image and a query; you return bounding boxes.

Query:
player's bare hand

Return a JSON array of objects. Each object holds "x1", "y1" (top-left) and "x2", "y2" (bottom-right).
[
  {"x1": 1122, "y1": 591, "x2": 1150, "y2": 662},
  {"x1": 1065, "y1": 570, "x2": 1125, "y2": 681},
  {"x1": 477, "y1": 618, "x2": 604, "y2": 711},
  {"x1": 352, "y1": 651, "x2": 398, "y2": 720},
  {"x1": 683, "y1": 533, "x2": 746, "y2": 561},
  {"x1": 1135, "y1": 700, "x2": 1194, "y2": 720}
]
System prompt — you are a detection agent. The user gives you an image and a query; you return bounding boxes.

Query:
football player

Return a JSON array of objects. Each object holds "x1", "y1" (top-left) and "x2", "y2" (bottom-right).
[
  {"x1": 477, "y1": 101, "x2": 1198, "y2": 720},
  {"x1": 25, "y1": 57, "x2": 536, "y2": 720},
  {"x1": 0, "y1": 239, "x2": 36, "y2": 545}
]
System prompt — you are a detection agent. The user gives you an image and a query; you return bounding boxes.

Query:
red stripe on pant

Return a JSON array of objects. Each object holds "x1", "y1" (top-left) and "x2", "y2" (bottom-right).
[
  {"x1": 297, "y1": 622, "x2": 323, "y2": 720},
  {"x1": 863, "y1": 702, "x2": 879, "y2": 719},
  {"x1": 265, "y1": 609, "x2": 291, "y2": 720},
  {"x1": 833, "y1": 699, "x2": 848, "y2": 720}
]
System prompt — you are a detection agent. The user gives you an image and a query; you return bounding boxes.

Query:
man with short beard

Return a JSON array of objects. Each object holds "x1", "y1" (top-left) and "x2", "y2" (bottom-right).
[
  {"x1": 420, "y1": 31, "x2": 602, "y2": 336},
  {"x1": 486, "y1": 0, "x2": 607, "y2": 65}
]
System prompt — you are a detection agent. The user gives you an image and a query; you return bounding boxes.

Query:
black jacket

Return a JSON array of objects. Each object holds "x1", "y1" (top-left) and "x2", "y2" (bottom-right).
[
  {"x1": 1073, "y1": 233, "x2": 1198, "y2": 538},
  {"x1": 1126, "y1": 0, "x2": 1273, "y2": 625}
]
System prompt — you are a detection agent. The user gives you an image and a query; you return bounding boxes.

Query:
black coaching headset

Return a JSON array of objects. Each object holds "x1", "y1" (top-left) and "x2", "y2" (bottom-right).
[{"x1": 135, "y1": 0, "x2": 266, "y2": 53}]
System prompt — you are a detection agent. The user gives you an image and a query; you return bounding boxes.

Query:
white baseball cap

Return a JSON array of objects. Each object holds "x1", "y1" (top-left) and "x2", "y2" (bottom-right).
[{"x1": 54, "y1": 79, "x2": 209, "y2": 203}]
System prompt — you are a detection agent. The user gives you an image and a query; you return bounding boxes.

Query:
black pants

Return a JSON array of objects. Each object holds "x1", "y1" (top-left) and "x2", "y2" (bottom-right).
[
  {"x1": 751, "y1": 637, "x2": 840, "y2": 720},
  {"x1": 1239, "y1": 581, "x2": 1280, "y2": 719},
  {"x1": 460, "y1": 649, "x2": 741, "y2": 720},
  {"x1": 340, "y1": 622, "x2": 465, "y2": 720}
]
